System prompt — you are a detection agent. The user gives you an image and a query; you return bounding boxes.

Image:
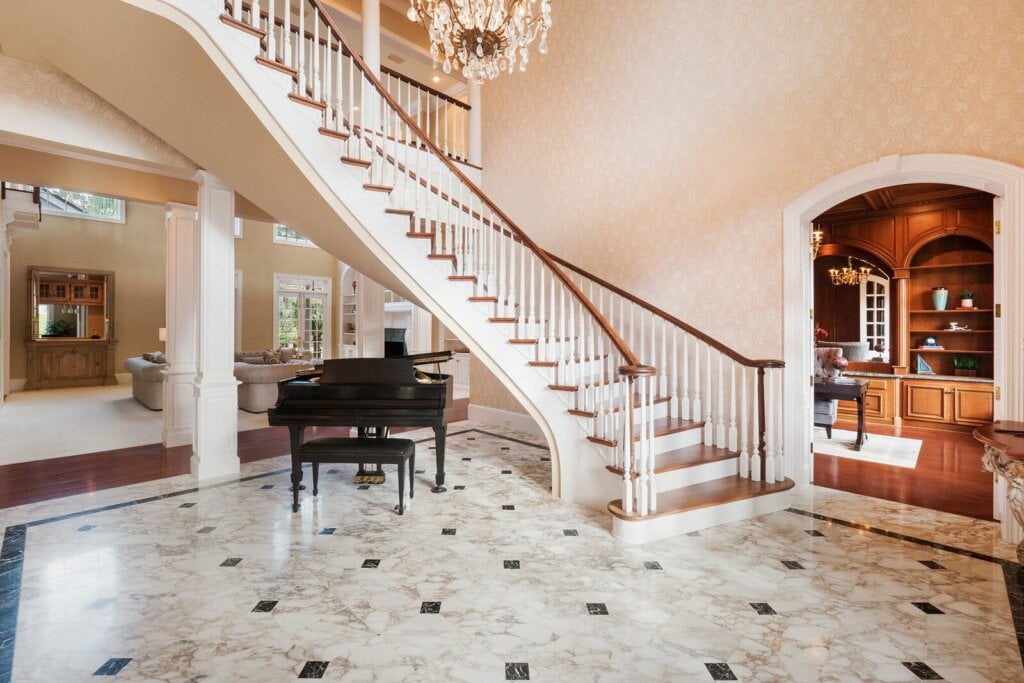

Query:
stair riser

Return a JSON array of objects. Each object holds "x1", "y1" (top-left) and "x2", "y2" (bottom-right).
[
  {"x1": 655, "y1": 458, "x2": 738, "y2": 492},
  {"x1": 611, "y1": 489, "x2": 791, "y2": 544},
  {"x1": 649, "y1": 426, "x2": 703, "y2": 455}
]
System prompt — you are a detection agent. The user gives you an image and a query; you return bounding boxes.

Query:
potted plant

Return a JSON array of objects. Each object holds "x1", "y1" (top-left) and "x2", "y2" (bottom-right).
[
  {"x1": 952, "y1": 354, "x2": 980, "y2": 377},
  {"x1": 958, "y1": 288, "x2": 975, "y2": 308}
]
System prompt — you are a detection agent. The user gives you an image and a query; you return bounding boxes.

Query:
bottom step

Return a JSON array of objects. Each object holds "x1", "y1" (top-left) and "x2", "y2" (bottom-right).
[{"x1": 608, "y1": 476, "x2": 795, "y2": 544}]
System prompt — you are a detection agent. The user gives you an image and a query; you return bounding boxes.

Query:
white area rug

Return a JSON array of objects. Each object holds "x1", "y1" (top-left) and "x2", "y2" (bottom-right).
[
  {"x1": 0, "y1": 384, "x2": 270, "y2": 465},
  {"x1": 814, "y1": 428, "x2": 922, "y2": 469}
]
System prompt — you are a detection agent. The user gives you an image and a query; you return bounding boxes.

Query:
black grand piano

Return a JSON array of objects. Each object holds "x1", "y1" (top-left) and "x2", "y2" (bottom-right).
[{"x1": 268, "y1": 352, "x2": 454, "y2": 493}]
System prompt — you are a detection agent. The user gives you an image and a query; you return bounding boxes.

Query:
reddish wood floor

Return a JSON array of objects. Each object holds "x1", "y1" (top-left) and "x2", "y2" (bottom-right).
[
  {"x1": 0, "y1": 398, "x2": 468, "y2": 510},
  {"x1": 813, "y1": 419, "x2": 993, "y2": 521}
]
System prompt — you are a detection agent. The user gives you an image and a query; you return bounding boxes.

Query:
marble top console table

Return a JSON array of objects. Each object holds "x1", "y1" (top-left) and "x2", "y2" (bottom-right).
[{"x1": 974, "y1": 421, "x2": 1024, "y2": 562}]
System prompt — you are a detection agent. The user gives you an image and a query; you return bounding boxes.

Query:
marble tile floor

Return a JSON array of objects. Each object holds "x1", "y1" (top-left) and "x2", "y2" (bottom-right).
[{"x1": 1, "y1": 423, "x2": 1022, "y2": 681}]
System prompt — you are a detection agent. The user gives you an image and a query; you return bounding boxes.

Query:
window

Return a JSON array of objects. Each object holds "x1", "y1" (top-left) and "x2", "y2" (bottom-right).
[
  {"x1": 234, "y1": 217, "x2": 243, "y2": 239},
  {"x1": 274, "y1": 274, "x2": 331, "y2": 359},
  {"x1": 40, "y1": 187, "x2": 125, "y2": 223},
  {"x1": 273, "y1": 224, "x2": 316, "y2": 248},
  {"x1": 861, "y1": 274, "x2": 889, "y2": 361}
]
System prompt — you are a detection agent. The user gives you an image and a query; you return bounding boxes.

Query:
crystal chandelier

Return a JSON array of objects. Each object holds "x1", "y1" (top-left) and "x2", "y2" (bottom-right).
[
  {"x1": 406, "y1": 0, "x2": 553, "y2": 84},
  {"x1": 829, "y1": 257, "x2": 872, "y2": 286}
]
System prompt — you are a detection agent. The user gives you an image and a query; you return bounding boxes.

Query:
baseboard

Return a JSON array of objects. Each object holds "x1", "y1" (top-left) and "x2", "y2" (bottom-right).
[
  {"x1": 9, "y1": 378, "x2": 26, "y2": 392},
  {"x1": 115, "y1": 372, "x2": 131, "y2": 385},
  {"x1": 467, "y1": 403, "x2": 543, "y2": 437}
]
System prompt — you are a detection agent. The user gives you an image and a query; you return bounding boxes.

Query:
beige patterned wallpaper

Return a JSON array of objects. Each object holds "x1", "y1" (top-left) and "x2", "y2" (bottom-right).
[{"x1": 471, "y1": 0, "x2": 1024, "y2": 413}]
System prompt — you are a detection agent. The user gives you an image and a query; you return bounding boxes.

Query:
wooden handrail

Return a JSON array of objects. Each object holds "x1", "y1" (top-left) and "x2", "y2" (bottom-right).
[
  {"x1": 304, "y1": 0, "x2": 646, "y2": 374},
  {"x1": 545, "y1": 252, "x2": 785, "y2": 370}
]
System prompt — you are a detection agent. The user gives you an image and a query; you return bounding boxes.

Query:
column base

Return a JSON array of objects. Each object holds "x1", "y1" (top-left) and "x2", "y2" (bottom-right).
[
  {"x1": 191, "y1": 376, "x2": 241, "y2": 481},
  {"x1": 162, "y1": 366, "x2": 196, "y2": 448}
]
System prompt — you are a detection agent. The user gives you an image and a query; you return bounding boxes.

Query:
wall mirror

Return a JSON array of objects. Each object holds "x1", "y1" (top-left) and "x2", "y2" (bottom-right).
[{"x1": 30, "y1": 267, "x2": 114, "y2": 340}]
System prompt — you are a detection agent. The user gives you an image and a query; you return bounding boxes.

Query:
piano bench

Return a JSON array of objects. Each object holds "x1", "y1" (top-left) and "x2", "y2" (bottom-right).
[{"x1": 291, "y1": 437, "x2": 415, "y2": 514}]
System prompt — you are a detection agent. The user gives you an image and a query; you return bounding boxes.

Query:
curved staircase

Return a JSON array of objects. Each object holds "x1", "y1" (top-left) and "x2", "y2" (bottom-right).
[{"x1": 14, "y1": 0, "x2": 793, "y2": 543}]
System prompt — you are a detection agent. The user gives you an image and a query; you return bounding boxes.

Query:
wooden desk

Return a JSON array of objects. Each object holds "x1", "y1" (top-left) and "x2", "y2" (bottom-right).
[
  {"x1": 973, "y1": 421, "x2": 1024, "y2": 563},
  {"x1": 814, "y1": 378, "x2": 869, "y2": 450}
]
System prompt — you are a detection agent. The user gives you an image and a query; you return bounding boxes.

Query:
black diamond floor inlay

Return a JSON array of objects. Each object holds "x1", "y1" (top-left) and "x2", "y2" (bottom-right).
[
  {"x1": 454, "y1": 485, "x2": 466, "y2": 490},
  {"x1": 327, "y1": 469, "x2": 338, "y2": 474},
  {"x1": 78, "y1": 525, "x2": 97, "y2": 532},
  {"x1": 505, "y1": 662, "x2": 529, "y2": 680},
  {"x1": 540, "y1": 457, "x2": 550, "y2": 461},
  {"x1": 252, "y1": 600, "x2": 278, "y2": 613},
  {"x1": 319, "y1": 528, "x2": 336, "y2": 535},
  {"x1": 414, "y1": 469, "x2": 425, "y2": 474},
  {"x1": 260, "y1": 484, "x2": 274, "y2": 490},
  {"x1": 586, "y1": 603, "x2": 608, "y2": 615},
  {"x1": 919, "y1": 560, "x2": 945, "y2": 570},
  {"x1": 504, "y1": 560, "x2": 520, "y2": 569},
  {"x1": 178, "y1": 502, "x2": 196, "y2": 508},
  {"x1": 563, "y1": 529, "x2": 579, "y2": 536},
  {"x1": 750, "y1": 602, "x2": 777, "y2": 615},
  {"x1": 298, "y1": 660, "x2": 329, "y2": 679},
  {"x1": 357, "y1": 484, "x2": 370, "y2": 490},
  {"x1": 362, "y1": 559, "x2": 380, "y2": 568},
  {"x1": 420, "y1": 601, "x2": 441, "y2": 614},
  {"x1": 93, "y1": 658, "x2": 132, "y2": 676},
  {"x1": 442, "y1": 528, "x2": 456, "y2": 535},
  {"x1": 912, "y1": 601, "x2": 945, "y2": 615},
  {"x1": 643, "y1": 561, "x2": 663, "y2": 570},
  {"x1": 502, "y1": 505, "x2": 515, "y2": 510},
  {"x1": 686, "y1": 531, "x2": 701, "y2": 537},
  {"x1": 705, "y1": 662, "x2": 738, "y2": 680},
  {"x1": 196, "y1": 526, "x2": 215, "y2": 534},
  {"x1": 220, "y1": 558, "x2": 242, "y2": 567},
  {"x1": 781, "y1": 560, "x2": 804, "y2": 570},
  {"x1": 804, "y1": 529, "x2": 825, "y2": 537},
  {"x1": 462, "y1": 457, "x2": 472, "y2": 461},
  {"x1": 902, "y1": 661, "x2": 943, "y2": 680},
  {"x1": 501, "y1": 447, "x2": 510, "y2": 451},
  {"x1": 501, "y1": 469, "x2": 512, "y2": 474}
]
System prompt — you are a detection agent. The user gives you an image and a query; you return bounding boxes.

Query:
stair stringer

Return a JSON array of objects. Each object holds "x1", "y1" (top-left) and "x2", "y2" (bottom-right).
[{"x1": 4, "y1": 0, "x2": 624, "y2": 510}]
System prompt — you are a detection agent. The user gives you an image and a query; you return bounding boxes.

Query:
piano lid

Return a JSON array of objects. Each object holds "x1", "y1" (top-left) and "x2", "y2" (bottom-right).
[{"x1": 320, "y1": 358, "x2": 415, "y2": 384}]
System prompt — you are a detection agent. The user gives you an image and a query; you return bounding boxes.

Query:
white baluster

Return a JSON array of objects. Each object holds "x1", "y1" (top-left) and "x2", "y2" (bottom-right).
[
  {"x1": 775, "y1": 368, "x2": 784, "y2": 483},
  {"x1": 281, "y1": 0, "x2": 292, "y2": 68},
  {"x1": 333, "y1": 38, "x2": 343, "y2": 131},
  {"x1": 681, "y1": 332, "x2": 690, "y2": 421},
  {"x1": 739, "y1": 367, "x2": 749, "y2": 478},
  {"x1": 648, "y1": 369, "x2": 657, "y2": 513},
  {"x1": 716, "y1": 351, "x2": 725, "y2": 448},
  {"x1": 670, "y1": 328, "x2": 679, "y2": 419},
  {"x1": 528, "y1": 251, "x2": 536, "y2": 340},
  {"x1": 636, "y1": 376, "x2": 648, "y2": 516},
  {"x1": 233, "y1": 0, "x2": 242, "y2": 21},
  {"x1": 703, "y1": 347, "x2": 713, "y2": 446},
  {"x1": 728, "y1": 361, "x2": 738, "y2": 452},
  {"x1": 751, "y1": 372, "x2": 761, "y2": 482},
  {"x1": 765, "y1": 370, "x2": 776, "y2": 484},
  {"x1": 622, "y1": 385, "x2": 634, "y2": 516},
  {"x1": 250, "y1": 0, "x2": 260, "y2": 29},
  {"x1": 265, "y1": 0, "x2": 276, "y2": 61},
  {"x1": 296, "y1": 0, "x2": 306, "y2": 95},
  {"x1": 692, "y1": 341, "x2": 701, "y2": 425},
  {"x1": 659, "y1": 321, "x2": 667, "y2": 398}
]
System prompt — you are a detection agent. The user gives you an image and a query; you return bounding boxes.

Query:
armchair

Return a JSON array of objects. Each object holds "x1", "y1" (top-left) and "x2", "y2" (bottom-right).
[{"x1": 813, "y1": 347, "x2": 844, "y2": 438}]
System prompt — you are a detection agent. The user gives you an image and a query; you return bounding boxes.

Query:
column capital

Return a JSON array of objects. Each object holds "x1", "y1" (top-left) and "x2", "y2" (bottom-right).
[
  {"x1": 165, "y1": 202, "x2": 197, "y2": 214},
  {"x1": 193, "y1": 170, "x2": 232, "y2": 191}
]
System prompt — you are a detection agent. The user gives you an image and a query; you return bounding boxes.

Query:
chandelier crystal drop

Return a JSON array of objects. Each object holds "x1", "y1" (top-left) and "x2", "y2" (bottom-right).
[
  {"x1": 829, "y1": 257, "x2": 872, "y2": 286},
  {"x1": 406, "y1": 0, "x2": 553, "y2": 84}
]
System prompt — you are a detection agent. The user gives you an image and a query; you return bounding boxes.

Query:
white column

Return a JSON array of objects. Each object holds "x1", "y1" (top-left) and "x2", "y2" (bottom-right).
[
  {"x1": 0, "y1": 220, "x2": 10, "y2": 404},
  {"x1": 191, "y1": 171, "x2": 240, "y2": 480},
  {"x1": 356, "y1": 272, "x2": 385, "y2": 357},
  {"x1": 162, "y1": 204, "x2": 198, "y2": 447},
  {"x1": 468, "y1": 80, "x2": 482, "y2": 166},
  {"x1": 361, "y1": 0, "x2": 381, "y2": 76}
]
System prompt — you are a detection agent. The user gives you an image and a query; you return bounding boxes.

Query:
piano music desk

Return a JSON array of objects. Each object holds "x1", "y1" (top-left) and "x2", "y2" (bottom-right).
[{"x1": 292, "y1": 437, "x2": 415, "y2": 514}]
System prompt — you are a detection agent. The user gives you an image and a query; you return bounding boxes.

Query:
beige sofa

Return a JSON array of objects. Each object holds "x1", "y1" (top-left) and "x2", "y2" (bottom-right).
[
  {"x1": 125, "y1": 355, "x2": 166, "y2": 410},
  {"x1": 234, "y1": 350, "x2": 315, "y2": 412}
]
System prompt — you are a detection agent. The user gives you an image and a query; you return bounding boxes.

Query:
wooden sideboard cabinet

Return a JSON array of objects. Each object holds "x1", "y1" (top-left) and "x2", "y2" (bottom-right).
[
  {"x1": 24, "y1": 339, "x2": 117, "y2": 390},
  {"x1": 838, "y1": 377, "x2": 896, "y2": 425},
  {"x1": 901, "y1": 378, "x2": 993, "y2": 428}
]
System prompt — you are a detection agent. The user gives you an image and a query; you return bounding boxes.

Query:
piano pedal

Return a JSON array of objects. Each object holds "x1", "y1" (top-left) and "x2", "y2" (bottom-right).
[{"x1": 366, "y1": 473, "x2": 386, "y2": 485}]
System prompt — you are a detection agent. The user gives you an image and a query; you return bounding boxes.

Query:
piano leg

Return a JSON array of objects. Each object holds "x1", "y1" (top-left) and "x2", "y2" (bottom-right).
[
  {"x1": 290, "y1": 426, "x2": 306, "y2": 512},
  {"x1": 432, "y1": 424, "x2": 447, "y2": 493}
]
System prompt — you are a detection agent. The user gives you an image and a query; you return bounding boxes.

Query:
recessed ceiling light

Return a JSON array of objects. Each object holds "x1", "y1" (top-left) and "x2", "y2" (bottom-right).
[{"x1": 432, "y1": 75, "x2": 440, "y2": 83}]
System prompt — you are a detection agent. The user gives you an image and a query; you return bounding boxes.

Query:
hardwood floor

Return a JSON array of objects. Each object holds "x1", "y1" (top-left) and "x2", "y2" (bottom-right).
[
  {"x1": 0, "y1": 398, "x2": 468, "y2": 510},
  {"x1": 813, "y1": 419, "x2": 993, "y2": 521}
]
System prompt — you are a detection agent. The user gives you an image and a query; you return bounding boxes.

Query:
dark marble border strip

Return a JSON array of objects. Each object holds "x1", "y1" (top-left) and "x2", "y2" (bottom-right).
[
  {"x1": 465, "y1": 428, "x2": 550, "y2": 451},
  {"x1": 788, "y1": 507, "x2": 1024, "y2": 668},
  {"x1": 786, "y1": 507, "x2": 1013, "y2": 567},
  {"x1": 0, "y1": 525, "x2": 26, "y2": 683}
]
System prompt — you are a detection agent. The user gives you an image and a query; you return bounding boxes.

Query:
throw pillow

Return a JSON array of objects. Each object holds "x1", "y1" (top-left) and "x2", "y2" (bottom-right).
[
  {"x1": 142, "y1": 351, "x2": 166, "y2": 364},
  {"x1": 263, "y1": 350, "x2": 283, "y2": 364},
  {"x1": 278, "y1": 348, "x2": 296, "y2": 362}
]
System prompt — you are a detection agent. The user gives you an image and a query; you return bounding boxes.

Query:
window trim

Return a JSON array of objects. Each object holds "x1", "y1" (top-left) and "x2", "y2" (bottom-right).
[
  {"x1": 272, "y1": 224, "x2": 317, "y2": 248},
  {"x1": 273, "y1": 273, "x2": 333, "y2": 359}
]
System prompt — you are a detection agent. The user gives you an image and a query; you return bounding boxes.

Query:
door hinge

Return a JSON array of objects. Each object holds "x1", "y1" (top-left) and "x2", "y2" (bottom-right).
[
  {"x1": 995, "y1": 219, "x2": 1002, "y2": 235},
  {"x1": 996, "y1": 386, "x2": 1001, "y2": 400},
  {"x1": 996, "y1": 303, "x2": 1002, "y2": 318}
]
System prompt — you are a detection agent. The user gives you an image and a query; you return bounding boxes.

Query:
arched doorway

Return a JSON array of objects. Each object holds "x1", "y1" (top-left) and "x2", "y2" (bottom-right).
[{"x1": 782, "y1": 154, "x2": 1024, "y2": 489}]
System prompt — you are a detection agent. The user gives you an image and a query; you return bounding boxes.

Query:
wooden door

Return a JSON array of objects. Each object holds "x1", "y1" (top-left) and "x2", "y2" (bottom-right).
[{"x1": 903, "y1": 381, "x2": 950, "y2": 423}]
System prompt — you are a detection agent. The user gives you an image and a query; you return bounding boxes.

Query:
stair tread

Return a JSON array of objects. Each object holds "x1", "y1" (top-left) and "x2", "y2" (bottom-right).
[
  {"x1": 318, "y1": 126, "x2": 350, "y2": 140},
  {"x1": 341, "y1": 156, "x2": 372, "y2": 167},
  {"x1": 608, "y1": 476, "x2": 795, "y2": 521},
  {"x1": 569, "y1": 394, "x2": 672, "y2": 418},
  {"x1": 638, "y1": 416, "x2": 702, "y2": 440},
  {"x1": 606, "y1": 444, "x2": 737, "y2": 477}
]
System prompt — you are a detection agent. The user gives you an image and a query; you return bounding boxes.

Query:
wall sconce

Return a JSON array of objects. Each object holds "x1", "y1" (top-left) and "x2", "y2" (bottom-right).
[{"x1": 810, "y1": 229, "x2": 824, "y2": 259}]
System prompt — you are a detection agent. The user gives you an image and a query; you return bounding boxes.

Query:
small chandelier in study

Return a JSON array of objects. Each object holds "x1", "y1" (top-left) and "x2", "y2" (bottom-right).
[
  {"x1": 829, "y1": 257, "x2": 872, "y2": 286},
  {"x1": 406, "y1": 0, "x2": 553, "y2": 84}
]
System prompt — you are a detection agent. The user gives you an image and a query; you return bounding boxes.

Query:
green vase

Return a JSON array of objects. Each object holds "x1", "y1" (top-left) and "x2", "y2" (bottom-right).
[{"x1": 931, "y1": 287, "x2": 948, "y2": 311}]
